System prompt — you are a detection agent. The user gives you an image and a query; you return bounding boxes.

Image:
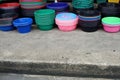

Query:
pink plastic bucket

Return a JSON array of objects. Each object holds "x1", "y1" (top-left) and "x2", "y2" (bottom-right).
[
  {"x1": 55, "y1": 13, "x2": 78, "y2": 31},
  {"x1": 103, "y1": 24, "x2": 120, "y2": 33},
  {"x1": 58, "y1": 25, "x2": 77, "y2": 32},
  {"x1": 56, "y1": 18, "x2": 78, "y2": 31}
]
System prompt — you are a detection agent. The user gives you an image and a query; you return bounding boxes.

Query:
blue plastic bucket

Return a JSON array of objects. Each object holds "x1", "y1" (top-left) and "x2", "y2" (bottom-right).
[
  {"x1": 0, "y1": 25, "x2": 15, "y2": 31},
  {"x1": 47, "y1": 2, "x2": 69, "y2": 13},
  {"x1": 13, "y1": 18, "x2": 33, "y2": 33}
]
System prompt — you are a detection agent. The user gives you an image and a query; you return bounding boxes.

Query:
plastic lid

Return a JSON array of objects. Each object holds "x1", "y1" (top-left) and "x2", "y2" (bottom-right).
[
  {"x1": 56, "y1": 13, "x2": 77, "y2": 20},
  {"x1": 13, "y1": 18, "x2": 33, "y2": 27},
  {"x1": 102, "y1": 17, "x2": 120, "y2": 25},
  {"x1": 0, "y1": 2, "x2": 20, "y2": 8}
]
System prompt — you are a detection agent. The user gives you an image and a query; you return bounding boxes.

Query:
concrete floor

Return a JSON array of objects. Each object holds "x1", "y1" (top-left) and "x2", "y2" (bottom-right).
[
  {"x1": 0, "y1": 28, "x2": 120, "y2": 77},
  {"x1": 0, "y1": 73, "x2": 119, "y2": 80}
]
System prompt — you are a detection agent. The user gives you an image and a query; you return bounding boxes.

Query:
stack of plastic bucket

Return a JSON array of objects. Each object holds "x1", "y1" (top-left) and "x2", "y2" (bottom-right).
[
  {"x1": 0, "y1": 13, "x2": 18, "y2": 31},
  {"x1": 34, "y1": 9, "x2": 55, "y2": 31},
  {"x1": 0, "y1": 2, "x2": 19, "y2": 31},
  {"x1": 0, "y1": 2, "x2": 20, "y2": 15},
  {"x1": 46, "y1": 2, "x2": 69, "y2": 14},
  {"x1": 78, "y1": 10, "x2": 101, "y2": 32},
  {"x1": 20, "y1": 0, "x2": 46, "y2": 17},
  {"x1": 108, "y1": 0, "x2": 120, "y2": 3},
  {"x1": 98, "y1": 3, "x2": 120, "y2": 17},
  {"x1": 96, "y1": 0, "x2": 106, "y2": 3},
  {"x1": 55, "y1": 13, "x2": 78, "y2": 32},
  {"x1": 72, "y1": 0, "x2": 94, "y2": 14},
  {"x1": 102, "y1": 17, "x2": 120, "y2": 33},
  {"x1": 13, "y1": 18, "x2": 33, "y2": 33}
]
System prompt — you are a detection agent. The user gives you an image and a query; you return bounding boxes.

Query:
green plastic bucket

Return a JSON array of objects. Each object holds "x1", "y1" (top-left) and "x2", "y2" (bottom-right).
[
  {"x1": 72, "y1": 0, "x2": 94, "y2": 9},
  {"x1": 102, "y1": 17, "x2": 120, "y2": 25},
  {"x1": 97, "y1": 0, "x2": 106, "y2": 3},
  {"x1": 34, "y1": 9, "x2": 55, "y2": 30},
  {"x1": 37, "y1": 24, "x2": 53, "y2": 31}
]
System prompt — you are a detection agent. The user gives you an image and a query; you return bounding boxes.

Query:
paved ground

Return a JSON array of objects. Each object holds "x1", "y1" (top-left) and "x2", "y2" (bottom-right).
[
  {"x1": 0, "y1": 73, "x2": 119, "y2": 80},
  {"x1": 0, "y1": 28, "x2": 120, "y2": 77}
]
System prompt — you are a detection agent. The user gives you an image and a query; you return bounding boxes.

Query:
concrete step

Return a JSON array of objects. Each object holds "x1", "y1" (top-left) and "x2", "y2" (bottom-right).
[
  {"x1": 0, "y1": 28, "x2": 120, "y2": 78},
  {"x1": 0, "y1": 73, "x2": 119, "y2": 80}
]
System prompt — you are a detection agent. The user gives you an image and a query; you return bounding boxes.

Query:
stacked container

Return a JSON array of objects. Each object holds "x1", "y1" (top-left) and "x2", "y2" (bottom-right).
[
  {"x1": 0, "y1": 13, "x2": 18, "y2": 31},
  {"x1": 0, "y1": 2, "x2": 20, "y2": 31},
  {"x1": 72, "y1": 0, "x2": 94, "y2": 14},
  {"x1": 96, "y1": 0, "x2": 106, "y2": 3},
  {"x1": 55, "y1": 12, "x2": 78, "y2": 32},
  {"x1": 47, "y1": 2, "x2": 69, "y2": 14},
  {"x1": 34, "y1": 9, "x2": 55, "y2": 30},
  {"x1": 13, "y1": 18, "x2": 33, "y2": 33},
  {"x1": 0, "y1": 2, "x2": 20, "y2": 15},
  {"x1": 108, "y1": 0, "x2": 120, "y2": 3},
  {"x1": 79, "y1": 10, "x2": 101, "y2": 32},
  {"x1": 102, "y1": 17, "x2": 120, "y2": 33},
  {"x1": 98, "y1": 3, "x2": 120, "y2": 17},
  {"x1": 20, "y1": 0, "x2": 46, "y2": 17}
]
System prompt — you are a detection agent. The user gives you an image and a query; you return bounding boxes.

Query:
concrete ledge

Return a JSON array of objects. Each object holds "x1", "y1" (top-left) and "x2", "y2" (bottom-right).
[{"x1": 0, "y1": 28, "x2": 120, "y2": 78}]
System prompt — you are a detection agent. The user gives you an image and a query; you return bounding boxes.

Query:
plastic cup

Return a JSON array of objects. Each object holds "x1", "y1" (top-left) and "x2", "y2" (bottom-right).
[{"x1": 13, "y1": 18, "x2": 33, "y2": 33}]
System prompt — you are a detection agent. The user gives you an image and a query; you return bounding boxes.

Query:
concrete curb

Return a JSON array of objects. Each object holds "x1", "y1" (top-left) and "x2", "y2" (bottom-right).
[
  {"x1": 0, "y1": 61, "x2": 120, "y2": 78},
  {"x1": 0, "y1": 30, "x2": 120, "y2": 78}
]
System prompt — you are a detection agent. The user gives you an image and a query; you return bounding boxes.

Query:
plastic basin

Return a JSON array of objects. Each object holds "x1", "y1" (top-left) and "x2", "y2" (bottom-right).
[{"x1": 13, "y1": 18, "x2": 33, "y2": 33}]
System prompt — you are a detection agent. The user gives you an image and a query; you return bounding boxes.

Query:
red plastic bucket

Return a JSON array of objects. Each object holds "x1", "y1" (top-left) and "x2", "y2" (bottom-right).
[{"x1": 0, "y1": 2, "x2": 20, "y2": 9}]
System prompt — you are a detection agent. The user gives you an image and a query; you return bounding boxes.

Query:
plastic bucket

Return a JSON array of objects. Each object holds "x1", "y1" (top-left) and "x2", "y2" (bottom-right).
[
  {"x1": 98, "y1": 3, "x2": 120, "y2": 17},
  {"x1": 46, "y1": 2, "x2": 69, "y2": 13},
  {"x1": 0, "y1": 25, "x2": 15, "y2": 31},
  {"x1": 102, "y1": 17, "x2": 120, "y2": 25},
  {"x1": 108, "y1": 0, "x2": 119, "y2": 3},
  {"x1": 55, "y1": 12, "x2": 78, "y2": 31},
  {"x1": 78, "y1": 10, "x2": 101, "y2": 32},
  {"x1": 0, "y1": 2, "x2": 20, "y2": 14},
  {"x1": 102, "y1": 17, "x2": 120, "y2": 32},
  {"x1": 13, "y1": 18, "x2": 33, "y2": 33},
  {"x1": 103, "y1": 24, "x2": 120, "y2": 32},
  {"x1": 34, "y1": 9, "x2": 55, "y2": 30}
]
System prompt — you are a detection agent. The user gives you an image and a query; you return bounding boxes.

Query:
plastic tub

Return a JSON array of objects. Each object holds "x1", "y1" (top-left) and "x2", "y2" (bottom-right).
[
  {"x1": 79, "y1": 15, "x2": 101, "y2": 21},
  {"x1": 13, "y1": 18, "x2": 33, "y2": 33},
  {"x1": 108, "y1": 0, "x2": 119, "y2": 3},
  {"x1": 73, "y1": 7, "x2": 94, "y2": 14},
  {"x1": 79, "y1": 20, "x2": 100, "y2": 32},
  {"x1": 79, "y1": 10, "x2": 101, "y2": 32},
  {"x1": 98, "y1": 3, "x2": 120, "y2": 17},
  {"x1": 0, "y1": 13, "x2": 18, "y2": 31},
  {"x1": 103, "y1": 24, "x2": 120, "y2": 32},
  {"x1": 55, "y1": 13, "x2": 78, "y2": 31},
  {"x1": 102, "y1": 17, "x2": 120, "y2": 32},
  {"x1": 0, "y1": 25, "x2": 15, "y2": 31},
  {"x1": 72, "y1": 0, "x2": 94, "y2": 9},
  {"x1": 21, "y1": 7, "x2": 41, "y2": 17},
  {"x1": 47, "y1": 2, "x2": 69, "y2": 13},
  {"x1": 0, "y1": 2, "x2": 20, "y2": 14},
  {"x1": 96, "y1": 0, "x2": 106, "y2": 3},
  {"x1": 34, "y1": 9, "x2": 55, "y2": 30},
  {"x1": 102, "y1": 17, "x2": 120, "y2": 25},
  {"x1": 20, "y1": 0, "x2": 46, "y2": 2}
]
